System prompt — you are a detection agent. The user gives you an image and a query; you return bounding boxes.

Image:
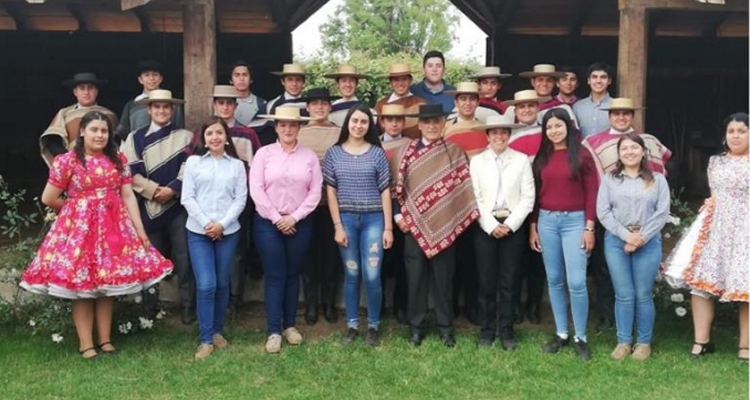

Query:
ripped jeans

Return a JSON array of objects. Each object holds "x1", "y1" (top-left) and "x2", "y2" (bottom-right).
[{"x1": 338, "y1": 212, "x2": 385, "y2": 330}]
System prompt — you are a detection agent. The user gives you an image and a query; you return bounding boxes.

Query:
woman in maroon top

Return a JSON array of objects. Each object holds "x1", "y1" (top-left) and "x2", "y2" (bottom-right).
[{"x1": 529, "y1": 108, "x2": 598, "y2": 361}]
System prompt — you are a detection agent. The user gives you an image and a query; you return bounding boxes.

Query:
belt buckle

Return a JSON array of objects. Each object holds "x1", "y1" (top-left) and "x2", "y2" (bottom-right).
[
  {"x1": 492, "y1": 209, "x2": 510, "y2": 219},
  {"x1": 627, "y1": 225, "x2": 641, "y2": 233}
]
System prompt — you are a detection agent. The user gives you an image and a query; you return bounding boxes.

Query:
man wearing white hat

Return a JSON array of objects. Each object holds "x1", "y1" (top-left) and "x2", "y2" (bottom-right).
[
  {"x1": 325, "y1": 65, "x2": 371, "y2": 127},
  {"x1": 40, "y1": 72, "x2": 118, "y2": 166},
  {"x1": 115, "y1": 60, "x2": 185, "y2": 143},
  {"x1": 375, "y1": 63, "x2": 427, "y2": 140},
  {"x1": 443, "y1": 82, "x2": 486, "y2": 157},
  {"x1": 230, "y1": 60, "x2": 267, "y2": 126},
  {"x1": 265, "y1": 63, "x2": 308, "y2": 115},
  {"x1": 121, "y1": 89, "x2": 196, "y2": 324},
  {"x1": 473, "y1": 66, "x2": 512, "y2": 117},
  {"x1": 519, "y1": 64, "x2": 579, "y2": 129},
  {"x1": 470, "y1": 114, "x2": 534, "y2": 349}
]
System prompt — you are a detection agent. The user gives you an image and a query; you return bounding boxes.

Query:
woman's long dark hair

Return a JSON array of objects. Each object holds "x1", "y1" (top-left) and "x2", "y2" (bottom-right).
[
  {"x1": 192, "y1": 116, "x2": 239, "y2": 159},
  {"x1": 533, "y1": 108, "x2": 583, "y2": 182},
  {"x1": 74, "y1": 111, "x2": 123, "y2": 171},
  {"x1": 336, "y1": 104, "x2": 381, "y2": 147},
  {"x1": 721, "y1": 112, "x2": 749, "y2": 154},
  {"x1": 611, "y1": 132, "x2": 655, "y2": 187}
]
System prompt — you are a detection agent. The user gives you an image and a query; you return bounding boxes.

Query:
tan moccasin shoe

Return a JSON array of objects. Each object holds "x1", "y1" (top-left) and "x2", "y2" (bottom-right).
[
  {"x1": 265, "y1": 334, "x2": 282, "y2": 354},
  {"x1": 212, "y1": 334, "x2": 229, "y2": 349},
  {"x1": 194, "y1": 344, "x2": 214, "y2": 360},
  {"x1": 632, "y1": 344, "x2": 652, "y2": 361},
  {"x1": 610, "y1": 343, "x2": 632, "y2": 361},
  {"x1": 282, "y1": 327, "x2": 303, "y2": 345}
]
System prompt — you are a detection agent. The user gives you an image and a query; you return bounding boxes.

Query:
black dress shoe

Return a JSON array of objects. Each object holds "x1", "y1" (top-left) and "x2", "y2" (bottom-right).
[
  {"x1": 409, "y1": 333, "x2": 424, "y2": 347},
  {"x1": 690, "y1": 342, "x2": 715, "y2": 360},
  {"x1": 572, "y1": 338, "x2": 592, "y2": 361},
  {"x1": 305, "y1": 304, "x2": 318, "y2": 326},
  {"x1": 340, "y1": 328, "x2": 358, "y2": 346},
  {"x1": 542, "y1": 334, "x2": 569, "y2": 354},
  {"x1": 323, "y1": 304, "x2": 338, "y2": 323},
  {"x1": 501, "y1": 338, "x2": 517, "y2": 352},
  {"x1": 478, "y1": 337, "x2": 494, "y2": 348},
  {"x1": 181, "y1": 308, "x2": 195, "y2": 325},
  {"x1": 395, "y1": 308, "x2": 408, "y2": 325},
  {"x1": 526, "y1": 303, "x2": 541, "y2": 324},
  {"x1": 441, "y1": 334, "x2": 456, "y2": 348}
]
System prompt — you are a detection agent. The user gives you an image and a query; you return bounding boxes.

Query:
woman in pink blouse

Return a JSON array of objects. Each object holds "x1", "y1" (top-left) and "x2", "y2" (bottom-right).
[{"x1": 250, "y1": 107, "x2": 322, "y2": 354}]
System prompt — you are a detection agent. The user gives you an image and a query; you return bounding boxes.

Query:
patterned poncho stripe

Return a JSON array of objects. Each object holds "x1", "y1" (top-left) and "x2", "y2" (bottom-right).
[{"x1": 394, "y1": 139, "x2": 479, "y2": 258}]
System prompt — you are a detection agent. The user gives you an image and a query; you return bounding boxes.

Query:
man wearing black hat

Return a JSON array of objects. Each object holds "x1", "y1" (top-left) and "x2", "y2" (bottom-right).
[
  {"x1": 115, "y1": 60, "x2": 185, "y2": 142},
  {"x1": 390, "y1": 104, "x2": 479, "y2": 347},
  {"x1": 40, "y1": 72, "x2": 118, "y2": 166},
  {"x1": 297, "y1": 88, "x2": 342, "y2": 325}
]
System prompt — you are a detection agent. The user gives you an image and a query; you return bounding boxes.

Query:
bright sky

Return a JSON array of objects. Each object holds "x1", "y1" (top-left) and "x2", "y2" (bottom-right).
[{"x1": 291, "y1": 0, "x2": 487, "y2": 62}]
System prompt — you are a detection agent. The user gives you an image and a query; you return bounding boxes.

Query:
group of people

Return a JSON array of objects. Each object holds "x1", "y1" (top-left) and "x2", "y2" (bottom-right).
[{"x1": 21, "y1": 50, "x2": 748, "y2": 363}]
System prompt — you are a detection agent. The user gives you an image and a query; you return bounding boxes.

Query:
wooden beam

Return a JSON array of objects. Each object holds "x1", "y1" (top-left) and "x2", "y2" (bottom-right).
[
  {"x1": 133, "y1": 7, "x2": 150, "y2": 32},
  {"x1": 183, "y1": 0, "x2": 216, "y2": 133},
  {"x1": 66, "y1": 3, "x2": 87, "y2": 31},
  {"x1": 619, "y1": 0, "x2": 747, "y2": 12},
  {"x1": 265, "y1": 0, "x2": 288, "y2": 31},
  {"x1": 569, "y1": 0, "x2": 598, "y2": 36},
  {"x1": 290, "y1": 0, "x2": 328, "y2": 30},
  {"x1": 0, "y1": 2, "x2": 26, "y2": 30},
  {"x1": 496, "y1": 0, "x2": 523, "y2": 34},
  {"x1": 647, "y1": 9, "x2": 667, "y2": 36},
  {"x1": 122, "y1": 0, "x2": 152, "y2": 11},
  {"x1": 450, "y1": 0, "x2": 493, "y2": 34},
  {"x1": 617, "y1": 4, "x2": 648, "y2": 130},
  {"x1": 702, "y1": 12, "x2": 730, "y2": 36}
]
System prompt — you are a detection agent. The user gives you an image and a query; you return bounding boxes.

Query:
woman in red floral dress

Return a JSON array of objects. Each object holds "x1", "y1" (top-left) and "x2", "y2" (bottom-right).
[{"x1": 20, "y1": 111, "x2": 173, "y2": 359}]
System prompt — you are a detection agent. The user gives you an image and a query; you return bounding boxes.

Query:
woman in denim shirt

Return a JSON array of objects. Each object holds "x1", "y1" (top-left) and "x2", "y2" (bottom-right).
[{"x1": 597, "y1": 132, "x2": 670, "y2": 361}]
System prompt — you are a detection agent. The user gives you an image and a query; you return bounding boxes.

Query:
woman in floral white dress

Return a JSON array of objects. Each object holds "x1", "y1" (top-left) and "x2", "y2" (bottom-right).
[
  {"x1": 666, "y1": 112, "x2": 749, "y2": 361},
  {"x1": 20, "y1": 111, "x2": 173, "y2": 360}
]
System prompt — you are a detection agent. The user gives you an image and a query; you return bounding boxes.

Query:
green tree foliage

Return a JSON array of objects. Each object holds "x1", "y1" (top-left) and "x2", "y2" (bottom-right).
[{"x1": 319, "y1": 0, "x2": 459, "y2": 58}]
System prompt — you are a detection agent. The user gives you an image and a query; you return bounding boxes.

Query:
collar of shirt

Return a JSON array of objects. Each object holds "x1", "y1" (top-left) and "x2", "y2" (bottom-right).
[
  {"x1": 226, "y1": 118, "x2": 238, "y2": 128},
  {"x1": 493, "y1": 148, "x2": 512, "y2": 163},
  {"x1": 609, "y1": 127, "x2": 635, "y2": 135},
  {"x1": 388, "y1": 92, "x2": 414, "y2": 102},
  {"x1": 200, "y1": 151, "x2": 231, "y2": 160},
  {"x1": 556, "y1": 94, "x2": 579, "y2": 104},
  {"x1": 382, "y1": 133, "x2": 403, "y2": 142},
  {"x1": 135, "y1": 92, "x2": 149, "y2": 102},
  {"x1": 238, "y1": 94, "x2": 256, "y2": 104},
  {"x1": 284, "y1": 92, "x2": 301, "y2": 100},
  {"x1": 456, "y1": 116, "x2": 478, "y2": 123},
  {"x1": 586, "y1": 92, "x2": 611, "y2": 106},
  {"x1": 423, "y1": 80, "x2": 445, "y2": 94},
  {"x1": 274, "y1": 140, "x2": 300, "y2": 154},
  {"x1": 74, "y1": 103, "x2": 97, "y2": 110},
  {"x1": 333, "y1": 96, "x2": 358, "y2": 104},
  {"x1": 147, "y1": 121, "x2": 170, "y2": 135}
]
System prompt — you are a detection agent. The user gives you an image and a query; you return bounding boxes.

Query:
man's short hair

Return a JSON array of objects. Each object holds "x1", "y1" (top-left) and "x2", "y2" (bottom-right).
[
  {"x1": 587, "y1": 62, "x2": 612, "y2": 78},
  {"x1": 229, "y1": 60, "x2": 253, "y2": 77},
  {"x1": 423, "y1": 50, "x2": 445, "y2": 66},
  {"x1": 558, "y1": 66, "x2": 579, "y2": 77}
]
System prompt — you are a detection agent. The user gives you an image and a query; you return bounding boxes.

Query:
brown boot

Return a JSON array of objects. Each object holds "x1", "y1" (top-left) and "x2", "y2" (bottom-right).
[
  {"x1": 631, "y1": 344, "x2": 652, "y2": 361},
  {"x1": 610, "y1": 343, "x2": 632, "y2": 360}
]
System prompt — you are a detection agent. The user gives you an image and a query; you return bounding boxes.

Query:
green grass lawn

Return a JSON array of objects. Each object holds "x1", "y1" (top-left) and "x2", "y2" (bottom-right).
[{"x1": 0, "y1": 308, "x2": 747, "y2": 400}]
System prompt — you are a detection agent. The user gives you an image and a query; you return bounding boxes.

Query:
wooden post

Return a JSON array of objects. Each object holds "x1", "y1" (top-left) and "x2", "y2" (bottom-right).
[
  {"x1": 183, "y1": 0, "x2": 216, "y2": 133},
  {"x1": 617, "y1": 3, "x2": 648, "y2": 130}
]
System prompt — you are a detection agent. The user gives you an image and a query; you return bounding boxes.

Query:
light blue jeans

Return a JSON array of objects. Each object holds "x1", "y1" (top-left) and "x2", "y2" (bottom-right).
[
  {"x1": 604, "y1": 232, "x2": 662, "y2": 344},
  {"x1": 537, "y1": 210, "x2": 590, "y2": 341},
  {"x1": 338, "y1": 212, "x2": 385, "y2": 330}
]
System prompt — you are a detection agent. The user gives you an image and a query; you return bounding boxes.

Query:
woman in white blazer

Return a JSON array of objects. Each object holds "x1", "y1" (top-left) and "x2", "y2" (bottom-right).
[{"x1": 469, "y1": 114, "x2": 536, "y2": 350}]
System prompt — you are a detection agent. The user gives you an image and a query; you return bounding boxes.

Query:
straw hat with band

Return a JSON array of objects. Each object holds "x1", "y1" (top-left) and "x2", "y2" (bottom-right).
[
  {"x1": 207, "y1": 85, "x2": 241, "y2": 99},
  {"x1": 445, "y1": 82, "x2": 481, "y2": 97},
  {"x1": 257, "y1": 106, "x2": 312, "y2": 121},
  {"x1": 504, "y1": 90, "x2": 551, "y2": 106},
  {"x1": 384, "y1": 63, "x2": 413, "y2": 78},
  {"x1": 270, "y1": 63, "x2": 307, "y2": 77},
  {"x1": 379, "y1": 104, "x2": 413, "y2": 118},
  {"x1": 135, "y1": 89, "x2": 185, "y2": 105},
  {"x1": 63, "y1": 72, "x2": 108, "y2": 88},
  {"x1": 518, "y1": 64, "x2": 566, "y2": 79},
  {"x1": 601, "y1": 98, "x2": 646, "y2": 112},
  {"x1": 470, "y1": 66, "x2": 512, "y2": 80},
  {"x1": 481, "y1": 114, "x2": 524, "y2": 131},
  {"x1": 324, "y1": 64, "x2": 370, "y2": 80}
]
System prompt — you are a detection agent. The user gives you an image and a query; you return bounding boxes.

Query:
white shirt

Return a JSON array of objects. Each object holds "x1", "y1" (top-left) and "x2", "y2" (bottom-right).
[{"x1": 388, "y1": 92, "x2": 414, "y2": 103}]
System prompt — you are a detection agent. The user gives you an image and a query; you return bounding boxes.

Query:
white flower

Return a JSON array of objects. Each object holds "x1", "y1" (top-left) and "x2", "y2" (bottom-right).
[
  {"x1": 156, "y1": 310, "x2": 166, "y2": 320},
  {"x1": 670, "y1": 293, "x2": 684, "y2": 303},
  {"x1": 51, "y1": 333, "x2": 63, "y2": 343},
  {"x1": 28, "y1": 320, "x2": 36, "y2": 327},
  {"x1": 118, "y1": 324, "x2": 129, "y2": 335},
  {"x1": 675, "y1": 306, "x2": 688, "y2": 317},
  {"x1": 53, "y1": 304, "x2": 61, "y2": 311},
  {"x1": 44, "y1": 210, "x2": 58, "y2": 222},
  {"x1": 147, "y1": 287, "x2": 156, "y2": 295},
  {"x1": 134, "y1": 295, "x2": 142, "y2": 304},
  {"x1": 664, "y1": 233, "x2": 671, "y2": 239},
  {"x1": 126, "y1": 321, "x2": 132, "y2": 330},
  {"x1": 667, "y1": 215, "x2": 681, "y2": 226},
  {"x1": 139, "y1": 317, "x2": 154, "y2": 330}
]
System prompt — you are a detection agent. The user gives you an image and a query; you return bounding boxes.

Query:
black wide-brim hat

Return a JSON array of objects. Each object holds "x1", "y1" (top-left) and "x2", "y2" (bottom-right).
[
  {"x1": 415, "y1": 104, "x2": 448, "y2": 119},
  {"x1": 300, "y1": 87, "x2": 340, "y2": 103},
  {"x1": 62, "y1": 72, "x2": 108, "y2": 88},
  {"x1": 137, "y1": 60, "x2": 163, "y2": 75}
]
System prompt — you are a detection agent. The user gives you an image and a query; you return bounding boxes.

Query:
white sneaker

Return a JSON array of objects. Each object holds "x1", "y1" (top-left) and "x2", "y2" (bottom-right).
[
  {"x1": 282, "y1": 327, "x2": 303, "y2": 345},
  {"x1": 265, "y1": 334, "x2": 282, "y2": 354}
]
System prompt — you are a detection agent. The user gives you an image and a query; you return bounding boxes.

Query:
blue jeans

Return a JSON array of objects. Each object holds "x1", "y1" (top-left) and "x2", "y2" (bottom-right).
[
  {"x1": 537, "y1": 210, "x2": 589, "y2": 341},
  {"x1": 604, "y1": 232, "x2": 662, "y2": 344},
  {"x1": 187, "y1": 230, "x2": 240, "y2": 344},
  {"x1": 338, "y1": 212, "x2": 384, "y2": 330},
  {"x1": 253, "y1": 214, "x2": 313, "y2": 334}
]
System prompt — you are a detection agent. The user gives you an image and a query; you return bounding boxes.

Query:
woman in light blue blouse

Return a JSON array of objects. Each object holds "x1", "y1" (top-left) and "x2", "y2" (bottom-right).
[
  {"x1": 182, "y1": 117, "x2": 247, "y2": 360},
  {"x1": 596, "y1": 132, "x2": 670, "y2": 361},
  {"x1": 323, "y1": 105, "x2": 394, "y2": 347}
]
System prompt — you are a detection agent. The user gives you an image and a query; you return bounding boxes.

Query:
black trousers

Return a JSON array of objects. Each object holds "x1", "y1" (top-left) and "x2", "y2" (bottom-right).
[
  {"x1": 514, "y1": 220, "x2": 546, "y2": 310},
  {"x1": 589, "y1": 220, "x2": 615, "y2": 321},
  {"x1": 475, "y1": 223, "x2": 527, "y2": 340},
  {"x1": 302, "y1": 206, "x2": 341, "y2": 307},
  {"x1": 381, "y1": 227, "x2": 407, "y2": 312},
  {"x1": 404, "y1": 234, "x2": 455, "y2": 336},
  {"x1": 144, "y1": 210, "x2": 195, "y2": 310},
  {"x1": 453, "y1": 223, "x2": 479, "y2": 315}
]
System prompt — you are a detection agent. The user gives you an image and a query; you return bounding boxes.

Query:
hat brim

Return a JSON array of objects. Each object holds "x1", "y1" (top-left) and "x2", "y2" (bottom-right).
[
  {"x1": 601, "y1": 107, "x2": 646, "y2": 112},
  {"x1": 270, "y1": 72, "x2": 307, "y2": 77},
  {"x1": 482, "y1": 123, "x2": 524, "y2": 131},
  {"x1": 135, "y1": 98, "x2": 185, "y2": 105},
  {"x1": 323, "y1": 73, "x2": 370, "y2": 79},
  {"x1": 518, "y1": 71, "x2": 566, "y2": 79},
  {"x1": 256, "y1": 114, "x2": 312, "y2": 121},
  {"x1": 504, "y1": 96, "x2": 551, "y2": 106},
  {"x1": 383, "y1": 72, "x2": 413, "y2": 78},
  {"x1": 444, "y1": 90, "x2": 480, "y2": 96},
  {"x1": 416, "y1": 112, "x2": 449, "y2": 119},
  {"x1": 299, "y1": 95, "x2": 341, "y2": 103},
  {"x1": 63, "y1": 79, "x2": 108, "y2": 88},
  {"x1": 205, "y1": 94, "x2": 240, "y2": 99},
  {"x1": 470, "y1": 73, "x2": 513, "y2": 80}
]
